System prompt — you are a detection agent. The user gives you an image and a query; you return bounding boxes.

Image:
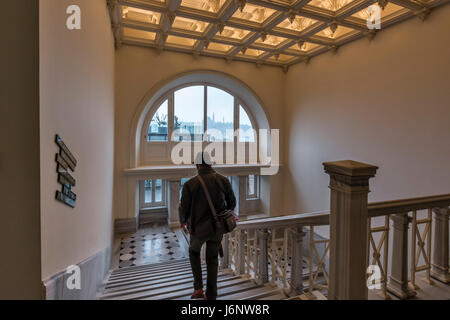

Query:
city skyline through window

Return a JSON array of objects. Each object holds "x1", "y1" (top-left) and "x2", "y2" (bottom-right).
[{"x1": 147, "y1": 85, "x2": 255, "y2": 142}]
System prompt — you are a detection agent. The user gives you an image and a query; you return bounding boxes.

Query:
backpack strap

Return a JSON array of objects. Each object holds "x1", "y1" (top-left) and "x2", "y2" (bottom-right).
[{"x1": 197, "y1": 175, "x2": 218, "y2": 220}]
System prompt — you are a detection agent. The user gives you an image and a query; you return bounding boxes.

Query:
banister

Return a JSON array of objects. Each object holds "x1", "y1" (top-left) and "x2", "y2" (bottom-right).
[
  {"x1": 236, "y1": 211, "x2": 329, "y2": 230},
  {"x1": 368, "y1": 194, "x2": 450, "y2": 218}
]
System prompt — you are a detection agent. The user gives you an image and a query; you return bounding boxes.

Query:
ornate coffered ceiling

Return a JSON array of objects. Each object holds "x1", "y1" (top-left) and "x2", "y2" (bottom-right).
[{"x1": 108, "y1": 0, "x2": 449, "y2": 70}]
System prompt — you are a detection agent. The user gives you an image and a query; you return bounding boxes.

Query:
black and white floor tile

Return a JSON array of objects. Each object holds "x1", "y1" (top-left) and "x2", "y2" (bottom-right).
[{"x1": 118, "y1": 226, "x2": 188, "y2": 268}]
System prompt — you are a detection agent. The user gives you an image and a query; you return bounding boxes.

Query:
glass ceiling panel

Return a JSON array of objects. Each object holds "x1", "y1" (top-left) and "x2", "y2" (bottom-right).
[
  {"x1": 316, "y1": 25, "x2": 355, "y2": 39},
  {"x1": 276, "y1": 16, "x2": 318, "y2": 33},
  {"x1": 255, "y1": 34, "x2": 288, "y2": 47},
  {"x1": 122, "y1": 6, "x2": 161, "y2": 24},
  {"x1": 308, "y1": 0, "x2": 353, "y2": 12},
  {"x1": 166, "y1": 35, "x2": 196, "y2": 47},
  {"x1": 205, "y1": 42, "x2": 232, "y2": 53},
  {"x1": 352, "y1": 3, "x2": 407, "y2": 20},
  {"x1": 216, "y1": 26, "x2": 249, "y2": 40},
  {"x1": 172, "y1": 17, "x2": 208, "y2": 33},
  {"x1": 240, "y1": 48, "x2": 265, "y2": 57},
  {"x1": 288, "y1": 41, "x2": 321, "y2": 53},
  {"x1": 122, "y1": 27, "x2": 157, "y2": 41},
  {"x1": 180, "y1": 0, "x2": 226, "y2": 13},
  {"x1": 232, "y1": 3, "x2": 276, "y2": 24}
]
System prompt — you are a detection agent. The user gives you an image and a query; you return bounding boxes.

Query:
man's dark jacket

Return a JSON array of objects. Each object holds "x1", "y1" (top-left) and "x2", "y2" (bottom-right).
[{"x1": 179, "y1": 167, "x2": 236, "y2": 237}]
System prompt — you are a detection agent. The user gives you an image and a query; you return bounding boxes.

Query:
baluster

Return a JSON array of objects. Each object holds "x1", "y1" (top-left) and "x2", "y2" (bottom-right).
[
  {"x1": 246, "y1": 230, "x2": 251, "y2": 275},
  {"x1": 271, "y1": 229, "x2": 277, "y2": 283},
  {"x1": 387, "y1": 213, "x2": 416, "y2": 299},
  {"x1": 290, "y1": 227, "x2": 306, "y2": 295},
  {"x1": 253, "y1": 230, "x2": 259, "y2": 279},
  {"x1": 382, "y1": 215, "x2": 390, "y2": 299},
  {"x1": 308, "y1": 225, "x2": 315, "y2": 298},
  {"x1": 258, "y1": 228, "x2": 269, "y2": 283},
  {"x1": 222, "y1": 233, "x2": 230, "y2": 269},
  {"x1": 411, "y1": 211, "x2": 417, "y2": 288},
  {"x1": 431, "y1": 207, "x2": 450, "y2": 283},
  {"x1": 425, "y1": 208, "x2": 433, "y2": 284},
  {"x1": 283, "y1": 228, "x2": 288, "y2": 288},
  {"x1": 236, "y1": 229, "x2": 245, "y2": 275},
  {"x1": 367, "y1": 216, "x2": 391, "y2": 299}
]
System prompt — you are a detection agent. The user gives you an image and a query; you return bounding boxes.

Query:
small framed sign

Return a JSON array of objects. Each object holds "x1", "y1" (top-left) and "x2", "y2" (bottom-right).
[{"x1": 55, "y1": 134, "x2": 77, "y2": 208}]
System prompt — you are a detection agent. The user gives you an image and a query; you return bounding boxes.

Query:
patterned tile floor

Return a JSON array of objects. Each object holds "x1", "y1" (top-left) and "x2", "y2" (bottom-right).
[{"x1": 117, "y1": 224, "x2": 188, "y2": 268}]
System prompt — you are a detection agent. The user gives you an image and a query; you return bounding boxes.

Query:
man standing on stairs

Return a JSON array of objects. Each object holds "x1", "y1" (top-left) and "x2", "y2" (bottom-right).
[{"x1": 179, "y1": 151, "x2": 236, "y2": 300}]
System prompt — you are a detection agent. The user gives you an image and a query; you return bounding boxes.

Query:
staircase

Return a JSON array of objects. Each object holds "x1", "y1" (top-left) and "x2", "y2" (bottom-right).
[{"x1": 98, "y1": 258, "x2": 288, "y2": 300}]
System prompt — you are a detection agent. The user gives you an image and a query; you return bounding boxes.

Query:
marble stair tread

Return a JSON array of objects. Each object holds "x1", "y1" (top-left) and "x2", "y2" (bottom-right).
[
  {"x1": 258, "y1": 293, "x2": 289, "y2": 300},
  {"x1": 291, "y1": 290, "x2": 328, "y2": 300},
  {"x1": 217, "y1": 284, "x2": 268, "y2": 300},
  {"x1": 103, "y1": 269, "x2": 212, "y2": 294},
  {"x1": 171, "y1": 280, "x2": 260, "y2": 300},
  {"x1": 100, "y1": 273, "x2": 239, "y2": 298},
  {"x1": 100, "y1": 274, "x2": 246, "y2": 300},
  {"x1": 241, "y1": 287, "x2": 284, "y2": 300},
  {"x1": 112, "y1": 258, "x2": 190, "y2": 275},
  {"x1": 112, "y1": 258, "x2": 190, "y2": 273},
  {"x1": 105, "y1": 267, "x2": 207, "y2": 288},
  {"x1": 109, "y1": 261, "x2": 193, "y2": 280},
  {"x1": 139, "y1": 277, "x2": 255, "y2": 300}
]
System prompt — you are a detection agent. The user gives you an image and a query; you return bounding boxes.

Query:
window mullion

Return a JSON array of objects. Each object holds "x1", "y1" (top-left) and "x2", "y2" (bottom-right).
[
  {"x1": 151, "y1": 179, "x2": 156, "y2": 205},
  {"x1": 234, "y1": 97, "x2": 239, "y2": 165},
  {"x1": 203, "y1": 85, "x2": 207, "y2": 141},
  {"x1": 168, "y1": 92, "x2": 174, "y2": 142}
]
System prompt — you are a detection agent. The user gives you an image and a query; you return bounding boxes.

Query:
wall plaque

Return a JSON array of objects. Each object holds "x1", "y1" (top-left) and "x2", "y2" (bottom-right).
[{"x1": 55, "y1": 134, "x2": 77, "y2": 208}]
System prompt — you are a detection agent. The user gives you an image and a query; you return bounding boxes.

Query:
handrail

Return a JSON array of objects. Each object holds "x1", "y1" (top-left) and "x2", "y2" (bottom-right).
[
  {"x1": 236, "y1": 211, "x2": 329, "y2": 230},
  {"x1": 368, "y1": 193, "x2": 450, "y2": 217}
]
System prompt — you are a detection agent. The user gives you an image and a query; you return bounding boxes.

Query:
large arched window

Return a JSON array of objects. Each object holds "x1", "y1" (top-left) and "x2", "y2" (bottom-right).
[{"x1": 146, "y1": 84, "x2": 256, "y2": 143}]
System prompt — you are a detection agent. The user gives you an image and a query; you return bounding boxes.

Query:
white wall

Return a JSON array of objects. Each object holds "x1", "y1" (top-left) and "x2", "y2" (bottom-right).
[
  {"x1": 114, "y1": 47, "x2": 287, "y2": 220},
  {"x1": 0, "y1": 0, "x2": 42, "y2": 299},
  {"x1": 284, "y1": 6, "x2": 450, "y2": 214},
  {"x1": 39, "y1": 0, "x2": 115, "y2": 280}
]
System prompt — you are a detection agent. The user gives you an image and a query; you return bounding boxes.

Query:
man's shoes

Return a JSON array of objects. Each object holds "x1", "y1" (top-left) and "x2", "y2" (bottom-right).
[{"x1": 191, "y1": 289, "x2": 205, "y2": 299}]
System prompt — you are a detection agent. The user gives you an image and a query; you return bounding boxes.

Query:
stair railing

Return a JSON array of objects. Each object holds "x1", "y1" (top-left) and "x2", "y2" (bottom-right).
[
  {"x1": 322, "y1": 160, "x2": 450, "y2": 300},
  {"x1": 222, "y1": 160, "x2": 450, "y2": 300},
  {"x1": 221, "y1": 211, "x2": 330, "y2": 297},
  {"x1": 366, "y1": 194, "x2": 450, "y2": 299}
]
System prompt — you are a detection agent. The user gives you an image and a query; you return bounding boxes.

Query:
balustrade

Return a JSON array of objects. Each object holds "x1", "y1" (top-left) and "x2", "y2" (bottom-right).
[
  {"x1": 367, "y1": 195, "x2": 450, "y2": 299},
  {"x1": 217, "y1": 160, "x2": 450, "y2": 300}
]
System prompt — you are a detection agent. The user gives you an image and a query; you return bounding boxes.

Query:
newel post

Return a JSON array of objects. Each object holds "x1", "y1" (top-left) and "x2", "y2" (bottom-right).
[{"x1": 323, "y1": 160, "x2": 378, "y2": 300}]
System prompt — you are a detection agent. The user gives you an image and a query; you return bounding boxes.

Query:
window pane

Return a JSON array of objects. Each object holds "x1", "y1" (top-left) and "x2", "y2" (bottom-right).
[
  {"x1": 248, "y1": 175, "x2": 255, "y2": 195},
  {"x1": 180, "y1": 177, "x2": 191, "y2": 197},
  {"x1": 174, "y1": 86, "x2": 204, "y2": 141},
  {"x1": 144, "y1": 180, "x2": 152, "y2": 203},
  {"x1": 239, "y1": 105, "x2": 255, "y2": 142},
  {"x1": 148, "y1": 100, "x2": 168, "y2": 141},
  {"x1": 154, "y1": 179, "x2": 162, "y2": 202},
  {"x1": 206, "y1": 86, "x2": 234, "y2": 141}
]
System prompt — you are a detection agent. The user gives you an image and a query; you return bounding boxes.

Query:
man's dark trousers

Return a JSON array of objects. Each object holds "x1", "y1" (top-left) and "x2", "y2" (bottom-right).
[{"x1": 189, "y1": 232, "x2": 223, "y2": 299}]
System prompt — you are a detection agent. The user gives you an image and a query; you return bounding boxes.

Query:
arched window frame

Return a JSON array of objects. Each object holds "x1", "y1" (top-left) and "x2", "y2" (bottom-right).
[{"x1": 141, "y1": 82, "x2": 258, "y2": 145}]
